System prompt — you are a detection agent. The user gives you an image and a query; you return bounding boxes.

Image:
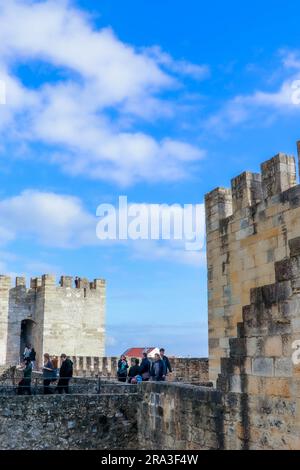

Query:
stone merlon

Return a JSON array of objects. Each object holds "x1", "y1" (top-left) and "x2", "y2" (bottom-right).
[{"x1": 205, "y1": 147, "x2": 298, "y2": 233}]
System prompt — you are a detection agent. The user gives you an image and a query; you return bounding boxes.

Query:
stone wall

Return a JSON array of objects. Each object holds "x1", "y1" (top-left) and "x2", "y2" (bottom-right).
[
  {"x1": 0, "y1": 394, "x2": 138, "y2": 450},
  {"x1": 138, "y1": 236, "x2": 300, "y2": 450},
  {"x1": 169, "y1": 357, "x2": 209, "y2": 384},
  {"x1": 205, "y1": 144, "x2": 300, "y2": 382},
  {"x1": 137, "y1": 382, "x2": 299, "y2": 450},
  {"x1": 70, "y1": 356, "x2": 209, "y2": 385},
  {"x1": 0, "y1": 274, "x2": 106, "y2": 366},
  {"x1": 137, "y1": 382, "x2": 224, "y2": 450}
]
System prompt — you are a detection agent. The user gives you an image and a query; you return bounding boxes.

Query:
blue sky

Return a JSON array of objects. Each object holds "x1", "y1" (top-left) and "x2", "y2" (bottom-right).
[{"x1": 0, "y1": 0, "x2": 300, "y2": 357}]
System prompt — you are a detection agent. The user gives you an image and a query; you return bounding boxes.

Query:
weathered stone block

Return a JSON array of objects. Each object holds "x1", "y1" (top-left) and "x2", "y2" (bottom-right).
[
  {"x1": 252, "y1": 357, "x2": 274, "y2": 377},
  {"x1": 268, "y1": 319, "x2": 291, "y2": 336},
  {"x1": 237, "y1": 322, "x2": 245, "y2": 338},
  {"x1": 264, "y1": 336, "x2": 283, "y2": 357},
  {"x1": 229, "y1": 375, "x2": 242, "y2": 393},
  {"x1": 275, "y1": 259, "x2": 292, "y2": 282},
  {"x1": 275, "y1": 257, "x2": 300, "y2": 282},
  {"x1": 264, "y1": 378, "x2": 291, "y2": 398},
  {"x1": 246, "y1": 337, "x2": 259, "y2": 356},
  {"x1": 274, "y1": 358, "x2": 293, "y2": 377},
  {"x1": 289, "y1": 237, "x2": 300, "y2": 257},
  {"x1": 250, "y1": 287, "x2": 263, "y2": 305},
  {"x1": 229, "y1": 338, "x2": 246, "y2": 357}
]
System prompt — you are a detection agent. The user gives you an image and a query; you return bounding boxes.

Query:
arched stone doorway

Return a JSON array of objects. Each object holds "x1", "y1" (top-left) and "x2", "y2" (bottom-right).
[{"x1": 20, "y1": 319, "x2": 36, "y2": 360}]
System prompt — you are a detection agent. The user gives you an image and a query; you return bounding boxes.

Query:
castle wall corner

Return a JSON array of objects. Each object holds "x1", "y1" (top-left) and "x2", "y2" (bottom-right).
[{"x1": 205, "y1": 144, "x2": 300, "y2": 383}]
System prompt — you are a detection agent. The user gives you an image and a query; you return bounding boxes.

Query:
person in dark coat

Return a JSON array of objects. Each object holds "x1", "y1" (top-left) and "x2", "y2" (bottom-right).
[
  {"x1": 17, "y1": 358, "x2": 32, "y2": 395},
  {"x1": 150, "y1": 353, "x2": 164, "y2": 381},
  {"x1": 140, "y1": 352, "x2": 151, "y2": 381},
  {"x1": 160, "y1": 348, "x2": 172, "y2": 380},
  {"x1": 56, "y1": 354, "x2": 73, "y2": 394},
  {"x1": 128, "y1": 358, "x2": 141, "y2": 383},
  {"x1": 117, "y1": 355, "x2": 128, "y2": 382},
  {"x1": 42, "y1": 353, "x2": 54, "y2": 394},
  {"x1": 29, "y1": 348, "x2": 36, "y2": 370}
]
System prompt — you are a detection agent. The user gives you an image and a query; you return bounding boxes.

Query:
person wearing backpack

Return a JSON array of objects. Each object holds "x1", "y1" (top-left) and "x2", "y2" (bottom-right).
[
  {"x1": 128, "y1": 358, "x2": 141, "y2": 383},
  {"x1": 56, "y1": 354, "x2": 73, "y2": 394},
  {"x1": 117, "y1": 355, "x2": 128, "y2": 382},
  {"x1": 140, "y1": 352, "x2": 151, "y2": 381}
]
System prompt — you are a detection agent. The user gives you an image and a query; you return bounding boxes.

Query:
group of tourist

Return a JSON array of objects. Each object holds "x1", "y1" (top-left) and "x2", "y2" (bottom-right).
[
  {"x1": 17, "y1": 345, "x2": 73, "y2": 395},
  {"x1": 16, "y1": 345, "x2": 172, "y2": 394},
  {"x1": 117, "y1": 348, "x2": 172, "y2": 383}
]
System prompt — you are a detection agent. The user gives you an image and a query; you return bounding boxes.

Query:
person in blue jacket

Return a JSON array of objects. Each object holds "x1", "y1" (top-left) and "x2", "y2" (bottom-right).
[
  {"x1": 117, "y1": 355, "x2": 129, "y2": 382},
  {"x1": 150, "y1": 353, "x2": 164, "y2": 381}
]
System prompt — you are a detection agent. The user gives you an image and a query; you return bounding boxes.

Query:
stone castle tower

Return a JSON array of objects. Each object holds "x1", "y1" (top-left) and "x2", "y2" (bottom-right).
[
  {"x1": 205, "y1": 142, "x2": 300, "y2": 384},
  {"x1": 0, "y1": 274, "x2": 106, "y2": 366}
]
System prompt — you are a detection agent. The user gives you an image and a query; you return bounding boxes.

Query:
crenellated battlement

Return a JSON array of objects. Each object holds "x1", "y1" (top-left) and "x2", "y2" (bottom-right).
[
  {"x1": 0, "y1": 274, "x2": 106, "y2": 290},
  {"x1": 205, "y1": 150, "x2": 298, "y2": 233}
]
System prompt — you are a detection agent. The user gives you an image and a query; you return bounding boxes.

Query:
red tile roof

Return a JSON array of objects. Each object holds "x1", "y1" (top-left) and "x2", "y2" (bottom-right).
[{"x1": 123, "y1": 347, "x2": 156, "y2": 357}]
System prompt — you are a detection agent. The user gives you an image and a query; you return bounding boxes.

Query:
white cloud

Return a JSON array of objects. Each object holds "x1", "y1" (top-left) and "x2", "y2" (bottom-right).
[
  {"x1": 131, "y1": 241, "x2": 206, "y2": 267},
  {"x1": 205, "y1": 51, "x2": 300, "y2": 134},
  {"x1": 0, "y1": 1, "x2": 172, "y2": 101},
  {"x1": 32, "y1": 82, "x2": 205, "y2": 185},
  {"x1": 205, "y1": 81, "x2": 300, "y2": 135},
  {"x1": 0, "y1": 190, "x2": 96, "y2": 248},
  {"x1": 281, "y1": 50, "x2": 300, "y2": 70},
  {"x1": 0, "y1": 0, "x2": 206, "y2": 186},
  {"x1": 0, "y1": 190, "x2": 205, "y2": 266},
  {"x1": 145, "y1": 46, "x2": 210, "y2": 80}
]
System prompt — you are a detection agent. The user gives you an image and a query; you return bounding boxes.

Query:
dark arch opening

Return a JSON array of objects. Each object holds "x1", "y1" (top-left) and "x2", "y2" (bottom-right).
[{"x1": 20, "y1": 319, "x2": 35, "y2": 360}]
